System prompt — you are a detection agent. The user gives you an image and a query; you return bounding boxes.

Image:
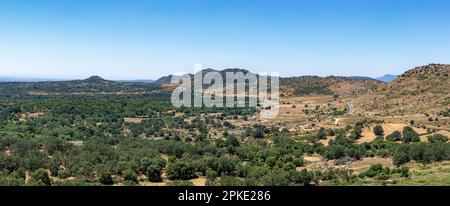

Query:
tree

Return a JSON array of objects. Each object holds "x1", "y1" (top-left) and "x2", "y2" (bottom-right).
[
  {"x1": 386, "y1": 131, "x2": 402, "y2": 141},
  {"x1": 373, "y1": 125, "x2": 384, "y2": 136},
  {"x1": 146, "y1": 164, "x2": 162, "y2": 182},
  {"x1": 350, "y1": 127, "x2": 363, "y2": 139},
  {"x1": 428, "y1": 134, "x2": 448, "y2": 143},
  {"x1": 28, "y1": 169, "x2": 51, "y2": 186},
  {"x1": 206, "y1": 168, "x2": 218, "y2": 180},
  {"x1": 291, "y1": 169, "x2": 312, "y2": 186},
  {"x1": 98, "y1": 170, "x2": 114, "y2": 185},
  {"x1": 393, "y1": 145, "x2": 410, "y2": 166},
  {"x1": 219, "y1": 176, "x2": 244, "y2": 186},
  {"x1": 252, "y1": 124, "x2": 266, "y2": 138},
  {"x1": 122, "y1": 169, "x2": 138, "y2": 183},
  {"x1": 48, "y1": 157, "x2": 61, "y2": 177},
  {"x1": 317, "y1": 128, "x2": 327, "y2": 140},
  {"x1": 225, "y1": 136, "x2": 240, "y2": 147},
  {"x1": 326, "y1": 128, "x2": 336, "y2": 136},
  {"x1": 402, "y1": 127, "x2": 420, "y2": 143},
  {"x1": 167, "y1": 160, "x2": 196, "y2": 180}
]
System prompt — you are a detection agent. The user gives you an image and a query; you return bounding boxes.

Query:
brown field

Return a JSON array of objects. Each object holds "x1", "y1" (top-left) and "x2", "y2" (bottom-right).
[
  {"x1": 358, "y1": 123, "x2": 428, "y2": 143},
  {"x1": 192, "y1": 177, "x2": 207, "y2": 186},
  {"x1": 124, "y1": 117, "x2": 148, "y2": 123},
  {"x1": 346, "y1": 157, "x2": 394, "y2": 173}
]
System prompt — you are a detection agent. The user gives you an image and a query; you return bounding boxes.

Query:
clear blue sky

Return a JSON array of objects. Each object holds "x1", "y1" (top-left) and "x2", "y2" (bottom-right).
[{"x1": 1, "y1": 0, "x2": 449, "y2": 79}]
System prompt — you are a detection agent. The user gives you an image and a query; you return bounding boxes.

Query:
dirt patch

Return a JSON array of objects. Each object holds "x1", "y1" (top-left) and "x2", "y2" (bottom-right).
[
  {"x1": 140, "y1": 182, "x2": 167, "y2": 186},
  {"x1": 347, "y1": 157, "x2": 394, "y2": 172},
  {"x1": 303, "y1": 154, "x2": 323, "y2": 162},
  {"x1": 19, "y1": 112, "x2": 44, "y2": 121},
  {"x1": 191, "y1": 177, "x2": 207, "y2": 186},
  {"x1": 124, "y1": 118, "x2": 148, "y2": 123},
  {"x1": 358, "y1": 123, "x2": 428, "y2": 144},
  {"x1": 318, "y1": 136, "x2": 336, "y2": 146}
]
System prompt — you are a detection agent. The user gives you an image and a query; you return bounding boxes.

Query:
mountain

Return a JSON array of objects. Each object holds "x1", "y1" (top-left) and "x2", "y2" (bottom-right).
[
  {"x1": 356, "y1": 64, "x2": 450, "y2": 114},
  {"x1": 376, "y1": 74, "x2": 398, "y2": 83},
  {"x1": 155, "y1": 69, "x2": 383, "y2": 98},
  {"x1": 348, "y1": 76, "x2": 378, "y2": 81},
  {"x1": 154, "y1": 68, "x2": 253, "y2": 85},
  {"x1": 154, "y1": 75, "x2": 175, "y2": 85},
  {"x1": 0, "y1": 76, "x2": 159, "y2": 97}
]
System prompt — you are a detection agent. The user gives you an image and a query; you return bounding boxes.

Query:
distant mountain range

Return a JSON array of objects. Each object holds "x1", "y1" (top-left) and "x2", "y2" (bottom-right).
[
  {"x1": 0, "y1": 76, "x2": 154, "y2": 83},
  {"x1": 0, "y1": 73, "x2": 395, "y2": 84},
  {"x1": 376, "y1": 74, "x2": 398, "y2": 83},
  {"x1": 0, "y1": 77, "x2": 66, "y2": 82},
  {"x1": 0, "y1": 75, "x2": 159, "y2": 97},
  {"x1": 115, "y1": 79, "x2": 154, "y2": 83}
]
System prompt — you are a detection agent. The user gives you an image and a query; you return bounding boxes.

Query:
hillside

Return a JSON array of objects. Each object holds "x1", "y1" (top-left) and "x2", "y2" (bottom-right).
[
  {"x1": 356, "y1": 64, "x2": 450, "y2": 114},
  {"x1": 0, "y1": 76, "x2": 160, "y2": 97},
  {"x1": 280, "y1": 76, "x2": 382, "y2": 98}
]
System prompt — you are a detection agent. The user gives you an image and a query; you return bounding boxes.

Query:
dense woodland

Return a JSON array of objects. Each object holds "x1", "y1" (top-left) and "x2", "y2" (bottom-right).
[{"x1": 0, "y1": 89, "x2": 449, "y2": 186}]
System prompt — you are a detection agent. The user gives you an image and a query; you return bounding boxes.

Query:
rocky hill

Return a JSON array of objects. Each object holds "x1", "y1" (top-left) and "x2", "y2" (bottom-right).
[
  {"x1": 280, "y1": 76, "x2": 382, "y2": 98},
  {"x1": 356, "y1": 64, "x2": 450, "y2": 114}
]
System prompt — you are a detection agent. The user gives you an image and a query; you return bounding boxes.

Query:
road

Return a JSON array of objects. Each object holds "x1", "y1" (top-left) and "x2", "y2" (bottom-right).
[
  {"x1": 335, "y1": 99, "x2": 356, "y2": 125},
  {"x1": 346, "y1": 99, "x2": 356, "y2": 115}
]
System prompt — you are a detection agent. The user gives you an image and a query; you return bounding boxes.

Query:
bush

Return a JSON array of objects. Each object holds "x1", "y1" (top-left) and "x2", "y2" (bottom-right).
[{"x1": 358, "y1": 164, "x2": 383, "y2": 178}]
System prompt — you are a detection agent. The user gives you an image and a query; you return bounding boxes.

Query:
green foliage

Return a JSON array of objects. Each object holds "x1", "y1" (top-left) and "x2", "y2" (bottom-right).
[
  {"x1": 168, "y1": 180, "x2": 194, "y2": 186},
  {"x1": 28, "y1": 169, "x2": 52, "y2": 186},
  {"x1": 402, "y1": 127, "x2": 420, "y2": 143},
  {"x1": 98, "y1": 170, "x2": 114, "y2": 185},
  {"x1": 386, "y1": 131, "x2": 402, "y2": 141},
  {"x1": 428, "y1": 134, "x2": 448, "y2": 143},
  {"x1": 167, "y1": 160, "x2": 196, "y2": 180},
  {"x1": 122, "y1": 169, "x2": 138, "y2": 183},
  {"x1": 373, "y1": 125, "x2": 384, "y2": 136},
  {"x1": 350, "y1": 127, "x2": 363, "y2": 139}
]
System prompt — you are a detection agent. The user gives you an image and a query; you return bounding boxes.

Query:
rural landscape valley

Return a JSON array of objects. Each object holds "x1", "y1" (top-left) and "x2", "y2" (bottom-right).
[{"x1": 0, "y1": 64, "x2": 448, "y2": 186}]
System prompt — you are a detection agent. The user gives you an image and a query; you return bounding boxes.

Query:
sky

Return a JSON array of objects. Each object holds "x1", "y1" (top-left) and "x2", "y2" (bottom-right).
[{"x1": 0, "y1": 0, "x2": 450, "y2": 80}]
